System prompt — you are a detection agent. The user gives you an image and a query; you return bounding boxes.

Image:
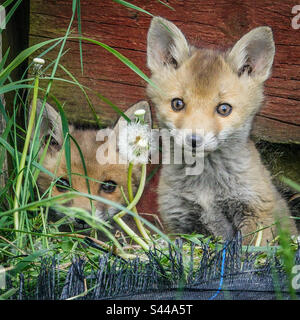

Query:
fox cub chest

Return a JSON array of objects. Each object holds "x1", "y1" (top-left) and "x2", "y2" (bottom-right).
[{"x1": 159, "y1": 159, "x2": 254, "y2": 238}]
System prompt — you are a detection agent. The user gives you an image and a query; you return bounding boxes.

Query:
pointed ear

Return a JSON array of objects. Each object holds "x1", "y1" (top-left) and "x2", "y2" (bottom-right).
[
  {"x1": 227, "y1": 27, "x2": 275, "y2": 82},
  {"x1": 113, "y1": 101, "x2": 152, "y2": 137},
  {"x1": 30, "y1": 99, "x2": 63, "y2": 149},
  {"x1": 147, "y1": 16, "x2": 190, "y2": 72}
]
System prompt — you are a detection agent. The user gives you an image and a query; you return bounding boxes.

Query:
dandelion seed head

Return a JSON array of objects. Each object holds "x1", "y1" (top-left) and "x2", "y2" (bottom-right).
[
  {"x1": 33, "y1": 58, "x2": 45, "y2": 65},
  {"x1": 33, "y1": 57, "x2": 45, "y2": 76},
  {"x1": 134, "y1": 109, "x2": 147, "y2": 124},
  {"x1": 118, "y1": 122, "x2": 151, "y2": 164}
]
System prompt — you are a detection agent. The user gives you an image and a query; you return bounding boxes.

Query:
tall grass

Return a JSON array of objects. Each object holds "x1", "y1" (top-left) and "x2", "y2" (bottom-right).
[
  {"x1": 0, "y1": 0, "x2": 171, "y2": 286},
  {"x1": 0, "y1": 0, "x2": 299, "y2": 300}
]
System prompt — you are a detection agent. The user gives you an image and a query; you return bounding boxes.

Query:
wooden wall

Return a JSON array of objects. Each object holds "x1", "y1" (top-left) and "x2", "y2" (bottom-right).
[{"x1": 29, "y1": 0, "x2": 300, "y2": 143}]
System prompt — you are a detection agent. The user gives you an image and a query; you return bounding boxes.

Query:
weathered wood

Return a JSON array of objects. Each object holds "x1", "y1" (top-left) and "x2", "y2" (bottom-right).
[{"x1": 29, "y1": 0, "x2": 300, "y2": 143}]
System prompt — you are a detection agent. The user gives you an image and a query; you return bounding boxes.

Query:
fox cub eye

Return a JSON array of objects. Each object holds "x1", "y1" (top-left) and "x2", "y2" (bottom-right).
[
  {"x1": 45, "y1": 134, "x2": 59, "y2": 147},
  {"x1": 101, "y1": 180, "x2": 117, "y2": 193},
  {"x1": 171, "y1": 98, "x2": 185, "y2": 112},
  {"x1": 216, "y1": 103, "x2": 232, "y2": 117},
  {"x1": 56, "y1": 178, "x2": 70, "y2": 192}
]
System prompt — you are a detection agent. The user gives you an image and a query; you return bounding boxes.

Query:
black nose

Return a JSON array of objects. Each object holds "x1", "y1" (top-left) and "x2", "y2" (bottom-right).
[
  {"x1": 75, "y1": 218, "x2": 86, "y2": 225},
  {"x1": 185, "y1": 134, "x2": 202, "y2": 148}
]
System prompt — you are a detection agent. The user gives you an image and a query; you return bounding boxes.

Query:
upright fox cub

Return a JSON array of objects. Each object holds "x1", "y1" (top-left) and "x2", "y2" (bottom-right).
[
  {"x1": 146, "y1": 17, "x2": 297, "y2": 244},
  {"x1": 33, "y1": 100, "x2": 150, "y2": 230}
]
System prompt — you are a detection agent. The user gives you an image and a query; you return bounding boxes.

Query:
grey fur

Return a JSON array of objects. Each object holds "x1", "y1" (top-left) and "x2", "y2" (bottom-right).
[
  {"x1": 158, "y1": 139, "x2": 262, "y2": 239},
  {"x1": 147, "y1": 17, "x2": 297, "y2": 243}
]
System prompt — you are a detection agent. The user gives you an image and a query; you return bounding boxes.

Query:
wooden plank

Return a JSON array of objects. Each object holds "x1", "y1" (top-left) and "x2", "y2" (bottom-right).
[
  {"x1": 29, "y1": 0, "x2": 300, "y2": 142},
  {"x1": 253, "y1": 115, "x2": 300, "y2": 143}
]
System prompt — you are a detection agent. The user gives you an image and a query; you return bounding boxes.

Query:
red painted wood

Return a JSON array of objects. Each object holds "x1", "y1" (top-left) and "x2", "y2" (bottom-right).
[
  {"x1": 29, "y1": 0, "x2": 300, "y2": 143},
  {"x1": 28, "y1": 0, "x2": 300, "y2": 221}
]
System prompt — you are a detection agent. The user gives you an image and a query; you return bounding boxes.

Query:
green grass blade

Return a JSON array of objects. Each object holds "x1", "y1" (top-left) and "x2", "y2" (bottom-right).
[
  {"x1": 10, "y1": 249, "x2": 49, "y2": 276},
  {"x1": 0, "y1": 288, "x2": 18, "y2": 300},
  {"x1": 279, "y1": 176, "x2": 300, "y2": 192},
  {"x1": 112, "y1": 0, "x2": 153, "y2": 16},
  {"x1": 53, "y1": 102, "x2": 72, "y2": 187},
  {"x1": 0, "y1": 0, "x2": 23, "y2": 35},
  {"x1": 0, "y1": 136, "x2": 56, "y2": 180},
  {"x1": 0, "y1": 83, "x2": 34, "y2": 95},
  {"x1": 58, "y1": 64, "x2": 102, "y2": 127},
  {"x1": 0, "y1": 94, "x2": 9, "y2": 122},
  {"x1": 40, "y1": 75, "x2": 131, "y2": 123},
  {"x1": 71, "y1": 36, "x2": 160, "y2": 92},
  {"x1": 1, "y1": 0, "x2": 16, "y2": 7},
  {"x1": 69, "y1": 134, "x2": 91, "y2": 195},
  {"x1": 0, "y1": 37, "x2": 63, "y2": 81},
  {"x1": 0, "y1": 190, "x2": 173, "y2": 247},
  {"x1": 156, "y1": 0, "x2": 175, "y2": 11},
  {"x1": 0, "y1": 47, "x2": 10, "y2": 73},
  {"x1": 76, "y1": 0, "x2": 84, "y2": 74}
]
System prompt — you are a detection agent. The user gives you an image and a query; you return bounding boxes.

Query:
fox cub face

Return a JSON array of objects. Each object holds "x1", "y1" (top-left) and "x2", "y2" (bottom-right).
[
  {"x1": 147, "y1": 17, "x2": 275, "y2": 154},
  {"x1": 32, "y1": 100, "x2": 150, "y2": 228}
]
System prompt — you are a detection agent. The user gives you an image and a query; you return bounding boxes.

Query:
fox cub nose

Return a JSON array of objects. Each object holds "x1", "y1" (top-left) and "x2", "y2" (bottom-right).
[{"x1": 185, "y1": 134, "x2": 202, "y2": 148}]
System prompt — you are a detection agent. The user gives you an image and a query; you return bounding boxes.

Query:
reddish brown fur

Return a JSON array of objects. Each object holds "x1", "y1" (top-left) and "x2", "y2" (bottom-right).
[
  {"x1": 38, "y1": 127, "x2": 138, "y2": 214},
  {"x1": 32, "y1": 100, "x2": 149, "y2": 229}
]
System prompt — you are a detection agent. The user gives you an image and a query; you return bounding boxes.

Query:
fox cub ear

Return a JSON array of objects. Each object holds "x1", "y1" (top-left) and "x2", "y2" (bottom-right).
[
  {"x1": 29, "y1": 99, "x2": 63, "y2": 149},
  {"x1": 228, "y1": 26, "x2": 275, "y2": 82},
  {"x1": 113, "y1": 100, "x2": 152, "y2": 136},
  {"x1": 147, "y1": 16, "x2": 190, "y2": 72}
]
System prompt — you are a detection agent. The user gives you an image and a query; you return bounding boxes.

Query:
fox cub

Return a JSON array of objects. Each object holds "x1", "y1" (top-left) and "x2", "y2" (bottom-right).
[
  {"x1": 146, "y1": 17, "x2": 297, "y2": 244},
  {"x1": 32, "y1": 99, "x2": 150, "y2": 230}
]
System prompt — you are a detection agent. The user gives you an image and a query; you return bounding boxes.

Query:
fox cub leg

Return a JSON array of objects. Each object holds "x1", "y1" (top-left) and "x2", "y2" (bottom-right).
[{"x1": 240, "y1": 197, "x2": 297, "y2": 245}]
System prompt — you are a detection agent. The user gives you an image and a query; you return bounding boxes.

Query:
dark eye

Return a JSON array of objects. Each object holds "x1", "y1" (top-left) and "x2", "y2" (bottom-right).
[
  {"x1": 216, "y1": 103, "x2": 232, "y2": 117},
  {"x1": 56, "y1": 178, "x2": 70, "y2": 192},
  {"x1": 171, "y1": 98, "x2": 185, "y2": 112},
  {"x1": 101, "y1": 180, "x2": 117, "y2": 193},
  {"x1": 45, "y1": 134, "x2": 59, "y2": 147}
]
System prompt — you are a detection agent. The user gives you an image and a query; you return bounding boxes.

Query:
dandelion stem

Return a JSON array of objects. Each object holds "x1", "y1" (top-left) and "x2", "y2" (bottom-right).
[
  {"x1": 128, "y1": 162, "x2": 151, "y2": 242},
  {"x1": 113, "y1": 215, "x2": 149, "y2": 251},
  {"x1": 113, "y1": 163, "x2": 149, "y2": 251},
  {"x1": 13, "y1": 74, "x2": 40, "y2": 231},
  {"x1": 114, "y1": 163, "x2": 147, "y2": 218}
]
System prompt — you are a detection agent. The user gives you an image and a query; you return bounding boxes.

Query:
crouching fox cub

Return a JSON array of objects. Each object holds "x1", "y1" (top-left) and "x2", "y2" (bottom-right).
[
  {"x1": 146, "y1": 17, "x2": 297, "y2": 244},
  {"x1": 32, "y1": 100, "x2": 150, "y2": 231}
]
